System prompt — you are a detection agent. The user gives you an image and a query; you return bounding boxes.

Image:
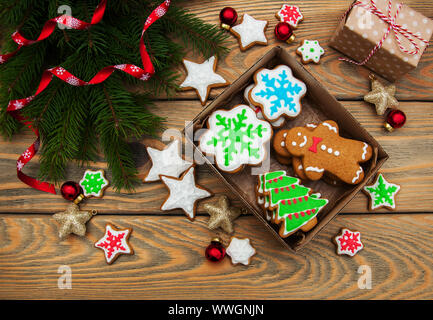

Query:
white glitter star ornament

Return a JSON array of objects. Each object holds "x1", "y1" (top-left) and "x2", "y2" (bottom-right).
[
  {"x1": 160, "y1": 165, "x2": 212, "y2": 220},
  {"x1": 231, "y1": 13, "x2": 268, "y2": 51},
  {"x1": 143, "y1": 139, "x2": 193, "y2": 182},
  {"x1": 180, "y1": 56, "x2": 229, "y2": 106},
  {"x1": 226, "y1": 237, "x2": 256, "y2": 266}
]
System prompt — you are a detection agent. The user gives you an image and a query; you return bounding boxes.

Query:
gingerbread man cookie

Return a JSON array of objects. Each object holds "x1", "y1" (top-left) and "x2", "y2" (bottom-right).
[{"x1": 285, "y1": 120, "x2": 373, "y2": 184}]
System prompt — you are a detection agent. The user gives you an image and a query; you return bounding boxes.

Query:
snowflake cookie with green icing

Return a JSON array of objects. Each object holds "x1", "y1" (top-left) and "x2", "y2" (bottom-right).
[
  {"x1": 79, "y1": 169, "x2": 109, "y2": 198},
  {"x1": 296, "y1": 40, "x2": 325, "y2": 64},
  {"x1": 250, "y1": 65, "x2": 307, "y2": 122},
  {"x1": 199, "y1": 104, "x2": 272, "y2": 173},
  {"x1": 363, "y1": 173, "x2": 400, "y2": 211}
]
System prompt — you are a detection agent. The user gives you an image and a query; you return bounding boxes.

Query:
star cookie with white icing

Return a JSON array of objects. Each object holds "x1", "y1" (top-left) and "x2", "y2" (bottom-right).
[
  {"x1": 95, "y1": 224, "x2": 134, "y2": 265},
  {"x1": 296, "y1": 40, "x2": 325, "y2": 64},
  {"x1": 144, "y1": 139, "x2": 193, "y2": 182},
  {"x1": 226, "y1": 237, "x2": 256, "y2": 265},
  {"x1": 160, "y1": 165, "x2": 212, "y2": 221},
  {"x1": 363, "y1": 173, "x2": 400, "y2": 211},
  {"x1": 180, "y1": 56, "x2": 229, "y2": 106},
  {"x1": 231, "y1": 13, "x2": 268, "y2": 51}
]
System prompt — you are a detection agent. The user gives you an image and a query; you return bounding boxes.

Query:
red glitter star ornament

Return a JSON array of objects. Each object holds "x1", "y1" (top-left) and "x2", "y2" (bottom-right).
[
  {"x1": 334, "y1": 228, "x2": 363, "y2": 257},
  {"x1": 95, "y1": 223, "x2": 134, "y2": 264}
]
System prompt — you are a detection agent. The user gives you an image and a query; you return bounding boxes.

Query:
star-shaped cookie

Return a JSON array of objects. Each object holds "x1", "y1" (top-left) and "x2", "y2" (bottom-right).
[
  {"x1": 231, "y1": 13, "x2": 268, "y2": 51},
  {"x1": 364, "y1": 77, "x2": 399, "y2": 115},
  {"x1": 363, "y1": 173, "x2": 400, "y2": 211},
  {"x1": 53, "y1": 203, "x2": 96, "y2": 239},
  {"x1": 204, "y1": 195, "x2": 247, "y2": 234},
  {"x1": 95, "y1": 224, "x2": 133, "y2": 264},
  {"x1": 226, "y1": 237, "x2": 256, "y2": 265},
  {"x1": 160, "y1": 165, "x2": 212, "y2": 220},
  {"x1": 144, "y1": 139, "x2": 193, "y2": 182},
  {"x1": 179, "y1": 56, "x2": 229, "y2": 106}
]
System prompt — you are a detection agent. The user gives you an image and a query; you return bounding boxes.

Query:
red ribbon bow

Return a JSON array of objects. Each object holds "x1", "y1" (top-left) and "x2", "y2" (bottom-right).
[{"x1": 4, "y1": 0, "x2": 171, "y2": 194}]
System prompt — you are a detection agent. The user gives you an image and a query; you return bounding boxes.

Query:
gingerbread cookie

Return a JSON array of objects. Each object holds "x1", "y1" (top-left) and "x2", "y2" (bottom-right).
[
  {"x1": 199, "y1": 104, "x2": 272, "y2": 173},
  {"x1": 95, "y1": 223, "x2": 134, "y2": 264},
  {"x1": 226, "y1": 237, "x2": 256, "y2": 265},
  {"x1": 276, "y1": 4, "x2": 303, "y2": 28},
  {"x1": 276, "y1": 154, "x2": 291, "y2": 165},
  {"x1": 285, "y1": 120, "x2": 373, "y2": 184},
  {"x1": 363, "y1": 173, "x2": 400, "y2": 211},
  {"x1": 79, "y1": 169, "x2": 109, "y2": 198},
  {"x1": 231, "y1": 13, "x2": 268, "y2": 51},
  {"x1": 250, "y1": 65, "x2": 306, "y2": 122},
  {"x1": 292, "y1": 157, "x2": 308, "y2": 180},
  {"x1": 296, "y1": 40, "x2": 325, "y2": 64},
  {"x1": 179, "y1": 56, "x2": 229, "y2": 106},
  {"x1": 272, "y1": 129, "x2": 292, "y2": 158},
  {"x1": 334, "y1": 228, "x2": 364, "y2": 257}
]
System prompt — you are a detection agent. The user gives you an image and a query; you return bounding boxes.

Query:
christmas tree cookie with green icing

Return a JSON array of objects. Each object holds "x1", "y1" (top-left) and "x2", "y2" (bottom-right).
[
  {"x1": 199, "y1": 104, "x2": 272, "y2": 173},
  {"x1": 363, "y1": 173, "x2": 400, "y2": 211}
]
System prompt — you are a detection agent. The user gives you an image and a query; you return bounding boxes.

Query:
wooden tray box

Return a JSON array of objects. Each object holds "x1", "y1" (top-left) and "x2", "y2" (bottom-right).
[{"x1": 185, "y1": 46, "x2": 388, "y2": 252}]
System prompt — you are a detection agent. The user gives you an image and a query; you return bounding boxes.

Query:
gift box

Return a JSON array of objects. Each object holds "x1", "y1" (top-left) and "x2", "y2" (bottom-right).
[
  {"x1": 184, "y1": 46, "x2": 388, "y2": 252},
  {"x1": 330, "y1": 0, "x2": 433, "y2": 82}
]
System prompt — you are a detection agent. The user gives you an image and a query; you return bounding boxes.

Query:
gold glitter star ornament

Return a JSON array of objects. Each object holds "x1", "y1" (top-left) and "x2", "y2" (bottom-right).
[
  {"x1": 53, "y1": 203, "x2": 97, "y2": 239},
  {"x1": 364, "y1": 75, "x2": 399, "y2": 115},
  {"x1": 204, "y1": 195, "x2": 247, "y2": 234}
]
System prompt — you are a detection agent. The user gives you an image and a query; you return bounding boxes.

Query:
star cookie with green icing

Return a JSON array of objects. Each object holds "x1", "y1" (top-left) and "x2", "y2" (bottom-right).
[
  {"x1": 79, "y1": 169, "x2": 109, "y2": 198},
  {"x1": 296, "y1": 39, "x2": 325, "y2": 64},
  {"x1": 363, "y1": 173, "x2": 400, "y2": 211}
]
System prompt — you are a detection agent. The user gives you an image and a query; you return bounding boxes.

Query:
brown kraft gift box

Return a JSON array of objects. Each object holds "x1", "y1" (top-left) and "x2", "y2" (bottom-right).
[
  {"x1": 330, "y1": 0, "x2": 433, "y2": 82},
  {"x1": 184, "y1": 46, "x2": 388, "y2": 253}
]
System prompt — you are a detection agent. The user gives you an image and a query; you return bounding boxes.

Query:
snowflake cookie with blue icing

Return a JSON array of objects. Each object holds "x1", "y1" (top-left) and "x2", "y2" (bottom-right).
[
  {"x1": 199, "y1": 104, "x2": 272, "y2": 173},
  {"x1": 296, "y1": 40, "x2": 325, "y2": 64},
  {"x1": 250, "y1": 65, "x2": 306, "y2": 122},
  {"x1": 79, "y1": 169, "x2": 109, "y2": 198}
]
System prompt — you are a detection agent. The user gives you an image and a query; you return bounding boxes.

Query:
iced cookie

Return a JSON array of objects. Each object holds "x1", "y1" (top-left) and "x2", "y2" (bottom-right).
[
  {"x1": 199, "y1": 104, "x2": 272, "y2": 173},
  {"x1": 250, "y1": 65, "x2": 306, "y2": 122},
  {"x1": 144, "y1": 139, "x2": 193, "y2": 182},
  {"x1": 244, "y1": 84, "x2": 285, "y2": 128},
  {"x1": 285, "y1": 120, "x2": 373, "y2": 184},
  {"x1": 276, "y1": 4, "x2": 303, "y2": 28},
  {"x1": 226, "y1": 237, "x2": 256, "y2": 265},
  {"x1": 334, "y1": 228, "x2": 364, "y2": 257},
  {"x1": 179, "y1": 56, "x2": 229, "y2": 106},
  {"x1": 363, "y1": 173, "x2": 400, "y2": 211},
  {"x1": 296, "y1": 40, "x2": 325, "y2": 64},
  {"x1": 95, "y1": 224, "x2": 134, "y2": 265},
  {"x1": 79, "y1": 169, "x2": 109, "y2": 198},
  {"x1": 231, "y1": 13, "x2": 268, "y2": 51},
  {"x1": 272, "y1": 129, "x2": 292, "y2": 158},
  {"x1": 160, "y1": 165, "x2": 212, "y2": 221}
]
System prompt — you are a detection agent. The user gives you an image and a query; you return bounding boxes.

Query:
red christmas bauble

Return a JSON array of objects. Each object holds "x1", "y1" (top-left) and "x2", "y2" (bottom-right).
[
  {"x1": 275, "y1": 22, "x2": 295, "y2": 42},
  {"x1": 385, "y1": 109, "x2": 406, "y2": 132},
  {"x1": 205, "y1": 238, "x2": 226, "y2": 262},
  {"x1": 60, "y1": 181, "x2": 83, "y2": 201},
  {"x1": 219, "y1": 7, "x2": 237, "y2": 28}
]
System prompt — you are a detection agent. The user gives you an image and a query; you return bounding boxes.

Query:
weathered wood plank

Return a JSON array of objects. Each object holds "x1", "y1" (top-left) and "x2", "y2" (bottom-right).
[
  {"x1": 0, "y1": 100, "x2": 431, "y2": 213},
  {"x1": 169, "y1": 0, "x2": 433, "y2": 101},
  {"x1": 1, "y1": 213, "x2": 432, "y2": 299}
]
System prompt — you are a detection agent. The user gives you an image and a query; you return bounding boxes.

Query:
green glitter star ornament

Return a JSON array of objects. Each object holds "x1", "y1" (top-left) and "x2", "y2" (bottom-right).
[{"x1": 79, "y1": 169, "x2": 110, "y2": 198}]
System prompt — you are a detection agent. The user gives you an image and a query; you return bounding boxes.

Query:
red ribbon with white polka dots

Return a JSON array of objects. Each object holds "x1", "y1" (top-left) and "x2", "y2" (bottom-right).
[
  {"x1": 6, "y1": 0, "x2": 171, "y2": 194},
  {"x1": 338, "y1": 0, "x2": 429, "y2": 65}
]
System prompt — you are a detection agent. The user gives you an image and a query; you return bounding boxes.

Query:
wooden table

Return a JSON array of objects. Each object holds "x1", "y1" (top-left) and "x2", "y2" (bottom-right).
[{"x1": 1, "y1": 0, "x2": 433, "y2": 300}]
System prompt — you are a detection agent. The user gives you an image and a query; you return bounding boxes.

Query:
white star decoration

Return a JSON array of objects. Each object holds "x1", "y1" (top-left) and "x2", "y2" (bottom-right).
[
  {"x1": 231, "y1": 13, "x2": 268, "y2": 51},
  {"x1": 226, "y1": 237, "x2": 256, "y2": 265},
  {"x1": 144, "y1": 139, "x2": 193, "y2": 182},
  {"x1": 180, "y1": 56, "x2": 228, "y2": 105},
  {"x1": 160, "y1": 166, "x2": 212, "y2": 220}
]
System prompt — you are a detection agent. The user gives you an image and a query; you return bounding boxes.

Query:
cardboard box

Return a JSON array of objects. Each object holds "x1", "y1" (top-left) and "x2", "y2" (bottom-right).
[
  {"x1": 330, "y1": 0, "x2": 433, "y2": 82},
  {"x1": 185, "y1": 46, "x2": 388, "y2": 252}
]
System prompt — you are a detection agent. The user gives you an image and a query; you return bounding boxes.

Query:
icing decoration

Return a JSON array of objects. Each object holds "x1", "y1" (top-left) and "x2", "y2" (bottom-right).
[
  {"x1": 323, "y1": 122, "x2": 338, "y2": 133},
  {"x1": 144, "y1": 140, "x2": 193, "y2": 182},
  {"x1": 226, "y1": 237, "x2": 256, "y2": 265},
  {"x1": 276, "y1": 4, "x2": 303, "y2": 28},
  {"x1": 231, "y1": 13, "x2": 268, "y2": 51},
  {"x1": 53, "y1": 203, "x2": 96, "y2": 239},
  {"x1": 296, "y1": 40, "x2": 325, "y2": 64},
  {"x1": 251, "y1": 65, "x2": 306, "y2": 121},
  {"x1": 204, "y1": 195, "x2": 247, "y2": 234},
  {"x1": 308, "y1": 137, "x2": 324, "y2": 153},
  {"x1": 79, "y1": 169, "x2": 109, "y2": 198},
  {"x1": 199, "y1": 105, "x2": 272, "y2": 173},
  {"x1": 305, "y1": 166, "x2": 324, "y2": 173},
  {"x1": 160, "y1": 166, "x2": 212, "y2": 220},
  {"x1": 334, "y1": 228, "x2": 363, "y2": 257},
  {"x1": 363, "y1": 173, "x2": 400, "y2": 210},
  {"x1": 362, "y1": 143, "x2": 368, "y2": 160},
  {"x1": 180, "y1": 56, "x2": 229, "y2": 105},
  {"x1": 95, "y1": 224, "x2": 133, "y2": 264}
]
